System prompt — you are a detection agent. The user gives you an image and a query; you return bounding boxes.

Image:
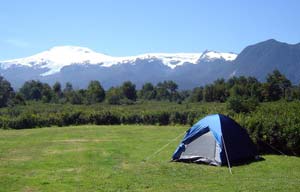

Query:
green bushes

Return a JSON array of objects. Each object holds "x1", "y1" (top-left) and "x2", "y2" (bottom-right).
[
  {"x1": 235, "y1": 101, "x2": 300, "y2": 155},
  {"x1": 0, "y1": 102, "x2": 209, "y2": 128},
  {"x1": 227, "y1": 96, "x2": 259, "y2": 113},
  {"x1": 90, "y1": 112, "x2": 121, "y2": 125}
]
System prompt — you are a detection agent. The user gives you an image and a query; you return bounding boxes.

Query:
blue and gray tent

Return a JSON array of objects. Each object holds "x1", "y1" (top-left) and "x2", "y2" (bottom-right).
[{"x1": 172, "y1": 114, "x2": 258, "y2": 166}]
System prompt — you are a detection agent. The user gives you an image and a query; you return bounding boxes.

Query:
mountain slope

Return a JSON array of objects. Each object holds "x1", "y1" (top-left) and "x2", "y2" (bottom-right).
[{"x1": 234, "y1": 39, "x2": 300, "y2": 82}]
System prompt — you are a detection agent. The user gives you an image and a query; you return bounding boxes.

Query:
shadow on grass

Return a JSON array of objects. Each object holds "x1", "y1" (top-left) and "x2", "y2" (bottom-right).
[{"x1": 171, "y1": 156, "x2": 265, "y2": 167}]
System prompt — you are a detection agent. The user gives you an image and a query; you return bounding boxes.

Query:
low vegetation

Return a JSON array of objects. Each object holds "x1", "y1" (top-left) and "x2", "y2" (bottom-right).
[{"x1": 1, "y1": 125, "x2": 299, "y2": 192}]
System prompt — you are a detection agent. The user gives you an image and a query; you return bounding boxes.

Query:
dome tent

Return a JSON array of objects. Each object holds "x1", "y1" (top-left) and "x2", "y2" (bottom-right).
[{"x1": 172, "y1": 114, "x2": 258, "y2": 166}]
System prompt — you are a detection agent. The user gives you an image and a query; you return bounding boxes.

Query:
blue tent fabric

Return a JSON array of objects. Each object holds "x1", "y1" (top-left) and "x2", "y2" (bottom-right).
[{"x1": 172, "y1": 114, "x2": 258, "y2": 165}]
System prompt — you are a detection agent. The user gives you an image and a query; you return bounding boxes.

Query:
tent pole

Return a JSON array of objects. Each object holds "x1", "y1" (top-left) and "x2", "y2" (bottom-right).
[{"x1": 222, "y1": 136, "x2": 232, "y2": 175}]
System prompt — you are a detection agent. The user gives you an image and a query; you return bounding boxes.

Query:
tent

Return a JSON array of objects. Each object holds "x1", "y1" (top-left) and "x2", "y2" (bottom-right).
[{"x1": 172, "y1": 114, "x2": 258, "y2": 166}]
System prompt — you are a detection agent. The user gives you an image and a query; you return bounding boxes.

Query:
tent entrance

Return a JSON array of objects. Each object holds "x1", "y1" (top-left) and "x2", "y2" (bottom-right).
[{"x1": 180, "y1": 131, "x2": 221, "y2": 165}]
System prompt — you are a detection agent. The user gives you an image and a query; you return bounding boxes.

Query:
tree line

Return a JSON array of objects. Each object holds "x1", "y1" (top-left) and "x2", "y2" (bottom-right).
[{"x1": 1, "y1": 69, "x2": 300, "y2": 108}]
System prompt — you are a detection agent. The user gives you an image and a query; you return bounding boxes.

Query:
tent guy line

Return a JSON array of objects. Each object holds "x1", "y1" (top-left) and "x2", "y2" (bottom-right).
[{"x1": 143, "y1": 131, "x2": 186, "y2": 162}]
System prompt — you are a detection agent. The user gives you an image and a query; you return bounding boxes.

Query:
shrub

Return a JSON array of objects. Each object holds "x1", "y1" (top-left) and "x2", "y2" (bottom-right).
[{"x1": 227, "y1": 96, "x2": 259, "y2": 113}]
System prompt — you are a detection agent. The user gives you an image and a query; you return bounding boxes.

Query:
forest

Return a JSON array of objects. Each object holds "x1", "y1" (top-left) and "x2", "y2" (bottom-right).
[{"x1": 1, "y1": 69, "x2": 300, "y2": 107}]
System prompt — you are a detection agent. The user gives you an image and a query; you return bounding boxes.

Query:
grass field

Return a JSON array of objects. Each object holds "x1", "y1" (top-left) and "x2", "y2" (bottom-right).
[{"x1": 1, "y1": 125, "x2": 300, "y2": 192}]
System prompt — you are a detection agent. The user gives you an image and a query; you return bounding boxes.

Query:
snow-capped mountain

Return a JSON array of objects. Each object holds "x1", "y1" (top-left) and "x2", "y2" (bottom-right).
[
  {"x1": 1, "y1": 40, "x2": 299, "y2": 90},
  {"x1": 0, "y1": 46, "x2": 236, "y2": 76},
  {"x1": 1, "y1": 46, "x2": 114, "y2": 76},
  {"x1": 199, "y1": 50, "x2": 237, "y2": 62},
  {"x1": 0, "y1": 46, "x2": 238, "y2": 89}
]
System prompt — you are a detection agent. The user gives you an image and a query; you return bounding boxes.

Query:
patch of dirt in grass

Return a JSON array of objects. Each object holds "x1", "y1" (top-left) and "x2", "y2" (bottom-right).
[
  {"x1": 51, "y1": 139, "x2": 115, "y2": 143},
  {"x1": 101, "y1": 150, "x2": 110, "y2": 157},
  {"x1": 0, "y1": 156, "x2": 32, "y2": 162},
  {"x1": 45, "y1": 147, "x2": 88, "y2": 154},
  {"x1": 121, "y1": 161, "x2": 131, "y2": 170},
  {"x1": 57, "y1": 167, "x2": 82, "y2": 173},
  {"x1": 22, "y1": 186, "x2": 38, "y2": 192}
]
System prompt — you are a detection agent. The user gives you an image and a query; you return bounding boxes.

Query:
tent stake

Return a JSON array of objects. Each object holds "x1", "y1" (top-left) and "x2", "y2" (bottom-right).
[{"x1": 222, "y1": 135, "x2": 232, "y2": 175}]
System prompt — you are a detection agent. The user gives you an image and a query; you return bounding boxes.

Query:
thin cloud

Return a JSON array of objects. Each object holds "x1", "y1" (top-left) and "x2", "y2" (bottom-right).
[{"x1": 3, "y1": 39, "x2": 30, "y2": 48}]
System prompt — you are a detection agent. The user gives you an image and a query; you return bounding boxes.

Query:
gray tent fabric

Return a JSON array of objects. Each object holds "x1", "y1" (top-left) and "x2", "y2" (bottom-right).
[{"x1": 180, "y1": 131, "x2": 221, "y2": 165}]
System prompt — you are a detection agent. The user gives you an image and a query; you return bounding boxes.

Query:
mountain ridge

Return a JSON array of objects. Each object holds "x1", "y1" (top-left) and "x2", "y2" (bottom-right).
[
  {"x1": 0, "y1": 39, "x2": 299, "y2": 89},
  {"x1": 0, "y1": 46, "x2": 237, "y2": 76}
]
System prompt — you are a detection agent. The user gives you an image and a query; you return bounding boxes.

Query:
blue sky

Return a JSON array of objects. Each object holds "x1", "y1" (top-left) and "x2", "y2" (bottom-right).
[{"x1": 0, "y1": 0, "x2": 299, "y2": 60}]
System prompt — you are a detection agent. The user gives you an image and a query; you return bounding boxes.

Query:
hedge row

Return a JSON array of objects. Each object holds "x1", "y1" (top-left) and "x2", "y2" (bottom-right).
[{"x1": 0, "y1": 111, "x2": 203, "y2": 129}]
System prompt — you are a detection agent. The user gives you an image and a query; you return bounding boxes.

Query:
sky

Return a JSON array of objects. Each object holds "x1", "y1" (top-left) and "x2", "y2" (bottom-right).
[{"x1": 0, "y1": 0, "x2": 299, "y2": 60}]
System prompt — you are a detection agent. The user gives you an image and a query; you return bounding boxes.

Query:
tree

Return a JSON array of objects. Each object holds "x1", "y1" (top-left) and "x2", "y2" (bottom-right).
[
  {"x1": 293, "y1": 83, "x2": 300, "y2": 100},
  {"x1": 265, "y1": 70, "x2": 292, "y2": 101},
  {"x1": 0, "y1": 76, "x2": 15, "y2": 107},
  {"x1": 139, "y1": 82, "x2": 156, "y2": 100},
  {"x1": 155, "y1": 84, "x2": 170, "y2": 101},
  {"x1": 203, "y1": 84, "x2": 214, "y2": 102},
  {"x1": 41, "y1": 83, "x2": 53, "y2": 102},
  {"x1": 106, "y1": 87, "x2": 123, "y2": 105},
  {"x1": 31, "y1": 87, "x2": 42, "y2": 100},
  {"x1": 63, "y1": 82, "x2": 74, "y2": 103},
  {"x1": 121, "y1": 81, "x2": 137, "y2": 101},
  {"x1": 178, "y1": 90, "x2": 191, "y2": 102},
  {"x1": 87, "y1": 80, "x2": 105, "y2": 103},
  {"x1": 68, "y1": 91, "x2": 84, "y2": 104},
  {"x1": 247, "y1": 77, "x2": 263, "y2": 101},
  {"x1": 189, "y1": 87, "x2": 203, "y2": 102},
  {"x1": 155, "y1": 81, "x2": 179, "y2": 101},
  {"x1": 213, "y1": 79, "x2": 228, "y2": 102},
  {"x1": 20, "y1": 80, "x2": 39, "y2": 100},
  {"x1": 13, "y1": 93, "x2": 26, "y2": 105},
  {"x1": 19, "y1": 80, "x2": 53, "y2": 101},
  {"x1": 63, "y1": 82, "x2": 73, "y2": 93},
  {"x1": 53, "y1": 82, "x2": 62, "y2": 98},
  {"x1": 165, "y1": 80, "x2": 178, "y2": 93}
]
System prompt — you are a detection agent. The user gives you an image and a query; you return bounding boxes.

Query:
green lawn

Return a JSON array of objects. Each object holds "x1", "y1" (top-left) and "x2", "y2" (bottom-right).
[{"x1": 0, "y1": 125, "x2": 299, "y2": 192}]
